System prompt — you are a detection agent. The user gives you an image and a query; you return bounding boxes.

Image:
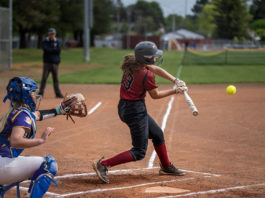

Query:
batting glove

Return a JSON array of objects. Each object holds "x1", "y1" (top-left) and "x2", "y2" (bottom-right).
[
  {"x1": 174, "y1": 79, "x2": 186, "y2": 87},
  {"x1": 175, "y1": 86, "x2": 188, "y2": 94}
]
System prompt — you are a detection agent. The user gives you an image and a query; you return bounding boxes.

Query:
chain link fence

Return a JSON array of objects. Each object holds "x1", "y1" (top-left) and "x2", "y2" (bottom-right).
[{"x1": 0, "y1": 7, "x2": 11, "y2": 70}]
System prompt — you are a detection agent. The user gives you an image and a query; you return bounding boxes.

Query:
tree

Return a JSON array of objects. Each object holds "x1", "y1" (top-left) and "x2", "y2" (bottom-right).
[
  {"x1": 182, "y1": 16, "x2": 199, "y2": 32},
  {"x1": 130, "y1": 0, "x2": 164, "y2": 34},
  {"x1": 250, "y1": 0, "x2": 265, "y2": 20},
  {"x1": 58, "y1": 0, "x2": 83, "y2": 45},
  {"x1": 164, "y1": 14, "x2": 183, "y2": 32},
  {"x1": 212, "y1": 0, "x2": 251, "y2": 39},
  {"x1": 199, "y1": 3, "x2": 216, "y2": 37},
  {"x1": 192, "y1": 0, "x2": 210, "y2": 17},
  {"x1": 0, "y1": 0, "x2": 60, "y2": 48},
  {"x1": 251, "y1": 19, "x2": 265, "y2": 41}
]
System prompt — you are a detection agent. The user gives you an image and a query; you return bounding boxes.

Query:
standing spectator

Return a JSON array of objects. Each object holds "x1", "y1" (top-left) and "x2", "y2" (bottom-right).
[
  {"x1": 184, "y1": 41, "x2": 189, "y2": 51},
  {"x1": 39, "y1": 28, "x2": 63, "y2": 98}
]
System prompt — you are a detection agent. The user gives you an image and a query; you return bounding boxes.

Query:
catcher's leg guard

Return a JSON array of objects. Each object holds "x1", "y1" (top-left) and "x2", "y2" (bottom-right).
[{"x1": 27, "y1": 155, "x2": 58, "y2": 198}]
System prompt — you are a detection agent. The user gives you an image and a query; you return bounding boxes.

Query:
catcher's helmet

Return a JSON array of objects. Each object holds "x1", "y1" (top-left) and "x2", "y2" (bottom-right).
[
  {"x1": 3, "y1": 77, "x2": 38, "y2": 111},
  {"x1": 134, "y1": 41, "x2": 163, "y2": 64}
]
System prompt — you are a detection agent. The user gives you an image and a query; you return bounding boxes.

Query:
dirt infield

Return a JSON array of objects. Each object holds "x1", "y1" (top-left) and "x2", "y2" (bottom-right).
[{"x1": 1, "y1": 83, "x2": 265, "y2": 198}]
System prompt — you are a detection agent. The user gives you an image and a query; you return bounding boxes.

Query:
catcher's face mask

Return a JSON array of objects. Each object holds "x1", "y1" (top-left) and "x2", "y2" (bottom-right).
[{"x1": 31, "y1": 91, "x2": 42, "y2": 111}]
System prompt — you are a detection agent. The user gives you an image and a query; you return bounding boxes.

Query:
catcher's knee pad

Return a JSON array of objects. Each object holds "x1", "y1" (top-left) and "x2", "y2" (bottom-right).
[
  {"x1": 130, "y1": 148, "x2": 146, "y2": 161},
  {"x1": 27, "y1": 155, "x2": 58, "y2": 198}
]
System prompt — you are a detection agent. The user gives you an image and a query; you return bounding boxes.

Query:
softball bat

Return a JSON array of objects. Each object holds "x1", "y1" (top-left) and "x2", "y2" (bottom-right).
[{"x1": 184, "y1": 91, "x2": 198, "y2": 116}]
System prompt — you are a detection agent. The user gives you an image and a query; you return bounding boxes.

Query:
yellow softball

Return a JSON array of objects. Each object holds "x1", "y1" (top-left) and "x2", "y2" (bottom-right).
[{"x1": 226, "y1": 85, "x2": 236, "y2": 95}]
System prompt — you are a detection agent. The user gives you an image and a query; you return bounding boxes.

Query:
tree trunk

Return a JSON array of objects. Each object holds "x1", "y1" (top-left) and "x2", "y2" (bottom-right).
[
  {"x1": 37, "y1": 34, "x2": 42, "y2": 48},
  {"x1": 19, "y1": 29, "x2": 27, "y2": 49}
]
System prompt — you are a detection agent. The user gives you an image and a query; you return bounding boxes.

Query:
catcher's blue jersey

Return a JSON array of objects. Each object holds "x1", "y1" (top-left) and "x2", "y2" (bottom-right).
[{"x1": 0, "y1": 108, "x2": 36, "y2": 158}]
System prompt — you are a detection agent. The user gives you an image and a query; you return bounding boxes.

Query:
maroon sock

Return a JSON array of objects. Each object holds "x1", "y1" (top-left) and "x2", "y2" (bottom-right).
[
  {"x1": 101, "y1": 151, "x2": 135, "y2": 167},
  {"x1": 154, "y1": 143, "x2": 170, "y2": 168}
]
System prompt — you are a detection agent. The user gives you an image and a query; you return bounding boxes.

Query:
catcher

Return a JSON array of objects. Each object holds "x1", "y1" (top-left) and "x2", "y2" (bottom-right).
[{"x1": 0, "y1": 76, "x2": 87, "y2": 198}]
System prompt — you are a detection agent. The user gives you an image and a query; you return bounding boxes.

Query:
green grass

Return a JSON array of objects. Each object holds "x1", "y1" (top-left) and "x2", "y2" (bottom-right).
[
  {"x1": 180, "y1": 65, "x2": 265, "y2": 83},
  {"x1": 13, "y1": 49, "x2": 42, "y2": 63},
  {"x1": 11, "y1": 48, "x2": 265, "y2": 84},
  {"x1": 182, "y1": 49, "x2": 265, "y2": 65}
]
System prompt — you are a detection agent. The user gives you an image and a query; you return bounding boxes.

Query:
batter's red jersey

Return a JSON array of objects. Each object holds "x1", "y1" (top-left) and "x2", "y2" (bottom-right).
[{"x1": 120, "y1": 67, "x2": 157, "y2": 100}]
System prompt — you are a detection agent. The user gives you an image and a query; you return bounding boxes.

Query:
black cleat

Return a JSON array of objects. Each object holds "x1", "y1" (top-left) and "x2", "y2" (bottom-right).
[
  {"x1": 159, "y1": 163, "x2": 185, "y2": 176},
  {"x1": 56, "y1": 93, "x2": 64, "y2": 98},
  {"x1": 92, "y1": 157, "x2": 109, "y2": 183}
]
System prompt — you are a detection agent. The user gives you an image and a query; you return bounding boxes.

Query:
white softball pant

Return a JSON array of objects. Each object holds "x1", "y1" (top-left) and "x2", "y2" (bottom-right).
[{"x1": 0, "y1": 156, "x2": 44, "y2": 185}]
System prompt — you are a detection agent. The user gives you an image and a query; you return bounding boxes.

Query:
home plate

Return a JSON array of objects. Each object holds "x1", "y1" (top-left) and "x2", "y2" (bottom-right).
[{"x1": 145, "y1": 186, "x2": 190, "y2": 193}]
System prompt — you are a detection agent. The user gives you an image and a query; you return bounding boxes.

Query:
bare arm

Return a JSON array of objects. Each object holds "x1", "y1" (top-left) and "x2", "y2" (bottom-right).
[
  {"x1": 146, "y1": 65, "x2": 176, "y2": 83},
  {"x1": 33, "y1": 111, "x2": 41, "y2": 121},
  {"x1": 10, "y1": 126, "x2": 54, "y2": 149},
  {"x1": 148, "y1": 87, "x2": 176, "y2": 99}
]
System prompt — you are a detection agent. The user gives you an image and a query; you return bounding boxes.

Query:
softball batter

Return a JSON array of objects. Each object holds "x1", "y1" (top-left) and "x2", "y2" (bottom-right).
[
  {"x1": 93, "y1": 41, "x2": 187, "y2": 183},
  {"x1": 0, "y1": 77, "x2": 74, "y2": 197}
]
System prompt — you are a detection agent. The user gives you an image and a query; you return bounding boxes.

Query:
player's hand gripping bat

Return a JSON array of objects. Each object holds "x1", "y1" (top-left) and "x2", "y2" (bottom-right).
[{"x1": 175, "y1": 79, "x2": 198, "y2": 116}]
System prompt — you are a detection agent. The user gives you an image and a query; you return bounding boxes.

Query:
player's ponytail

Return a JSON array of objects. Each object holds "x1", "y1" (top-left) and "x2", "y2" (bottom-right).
[
  {"x1": 121, "y1": 54, "x2": 142, "y2": 75},
  {"x1": 0, "y1": 101, "x2": 27, "y2": 133},
  {"x1": 0, "y1": 106, "x2": 13, "y2": 133}
]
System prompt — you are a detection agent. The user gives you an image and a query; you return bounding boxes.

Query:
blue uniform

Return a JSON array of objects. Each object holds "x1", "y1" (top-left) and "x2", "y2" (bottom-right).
[{"x1": 0, "y1": 108, "x2": 36, "y2": 158}]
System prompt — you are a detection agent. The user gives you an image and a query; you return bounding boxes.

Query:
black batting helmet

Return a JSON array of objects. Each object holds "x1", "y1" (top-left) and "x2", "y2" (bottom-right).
[{"x1": 134, "y1": 41, "x2": 163, "y2": 64}]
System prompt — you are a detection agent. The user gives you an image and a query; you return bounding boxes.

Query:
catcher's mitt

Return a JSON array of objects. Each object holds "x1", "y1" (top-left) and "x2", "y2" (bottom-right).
[{"x1": 60, "y1": 93, "x2": 87, "y2": 123}]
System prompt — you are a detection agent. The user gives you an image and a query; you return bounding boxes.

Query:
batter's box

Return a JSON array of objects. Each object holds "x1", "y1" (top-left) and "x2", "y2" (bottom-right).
[{"x1": 17, "y1": 167, "x2": 220, "y2": 197}]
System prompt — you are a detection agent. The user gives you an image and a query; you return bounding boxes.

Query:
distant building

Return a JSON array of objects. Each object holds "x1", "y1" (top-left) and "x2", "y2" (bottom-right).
[
  {"x1": 94, "y1": 34, "x2": 122, "y2": 48},
  {"x1": 161, "y1": 29, "x2": 210, "y2": 50}
]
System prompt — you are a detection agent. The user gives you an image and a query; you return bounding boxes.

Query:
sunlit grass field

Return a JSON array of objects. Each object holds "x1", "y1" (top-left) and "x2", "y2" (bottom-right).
[{"x1": 12, "y1": 47, "x2": 265, "y2": 84}]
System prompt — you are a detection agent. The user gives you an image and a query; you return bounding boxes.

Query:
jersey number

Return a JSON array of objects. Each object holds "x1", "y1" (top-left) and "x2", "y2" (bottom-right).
[{"x1": 122, "y1": 74, "x2": 134, "y2": 91}]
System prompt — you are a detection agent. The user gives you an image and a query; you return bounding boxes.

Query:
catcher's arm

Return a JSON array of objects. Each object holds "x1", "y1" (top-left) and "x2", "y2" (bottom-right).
[
  {"x1": 34, "y1": 109, "x2": 59, "y2": 121},
  {"x1": 35, "y1": 93, "x2": 87, "y2": 122}
]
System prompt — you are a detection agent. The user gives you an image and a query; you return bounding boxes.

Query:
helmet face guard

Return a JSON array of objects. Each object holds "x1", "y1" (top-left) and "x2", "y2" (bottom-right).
[
  {"x1": 3, "y1": 77, "x2": 39, "y2": 111},
  {"x1": 154, "y1": 55, "x2": 164, "y2": 66},
  {"x1": 134, "y1": 41, "x2": 163, "y2": 65}
]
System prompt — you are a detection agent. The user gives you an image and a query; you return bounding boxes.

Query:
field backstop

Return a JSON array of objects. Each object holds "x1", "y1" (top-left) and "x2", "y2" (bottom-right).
[{"x1": 0, "y1": 6, "x2": 11, "y2": 70}]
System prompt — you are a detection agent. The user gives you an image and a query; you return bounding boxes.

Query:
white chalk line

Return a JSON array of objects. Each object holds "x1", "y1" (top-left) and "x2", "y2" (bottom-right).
[
  {"x1": 148, "y1": 63, "x2": 184, "y2": 168},
  {"x1": 87, "y1": 101, "x2": 102, "y2": 115},
  {"x1": 148, "y1": 96, "x2": 175, "y2": 168},
  {"x1": 176, "y1": 64, "x2": 183, "y2": 79},
  {"x1": 54, "y1": 177, "x2": 196, "y2": 197},
  {"x1": 18, "y1": 167, "x2": 219, "y2": 196},
  {"x1": 17, "y1": 186, "x2": 60, "y2": 196},
  {"x1": 21, "y1": 166, "x2": 218, "y2": 183},
  {"x1": 156, "y1": 183, "x2": 265, "y2": 198},
  {"x1": 47, "y1": 172, "x2": 219, "y2": 197}
]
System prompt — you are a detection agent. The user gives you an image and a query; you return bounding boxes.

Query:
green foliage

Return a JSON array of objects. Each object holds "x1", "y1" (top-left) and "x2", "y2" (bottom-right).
[
  {"x1": 130, "y1": 0, "x2": 164, "y2": 34},
  {"x1": 182, "y1": 16, "x2": 199, "y2": 32},
  {"x1": 164, "y1": 15, "x2": 199, "y2": 33},
  {"x1": 212, "y1": 0, "x2": 251, "y2": 39},
  {"x1": 250, "y1": 0, "x2": 265, "y2": 20},
  {"x1": 251, "y1": 19, "x2": 265, "y2": 41},
  {"x1": 93, "y1": 0, "x2": 115, "y2": 35},
  {"x1": 199, "y1": 4, "x2": 217, "y2": 37},
  {"x1": 164, "y1": 14, "x2": 184, "y2": 32},
  {"x1": 58, "y1": 0, "x2": 83, "y2": 37},
  {"x1": 192, "y1": 0, "x2": 210, "y2": 17}
]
